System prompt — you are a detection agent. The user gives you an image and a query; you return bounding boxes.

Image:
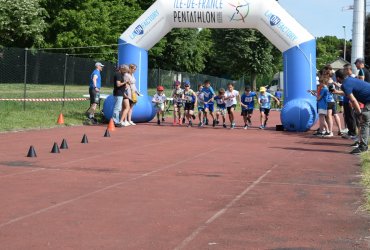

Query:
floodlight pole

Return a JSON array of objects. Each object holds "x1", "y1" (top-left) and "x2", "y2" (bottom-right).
[{"x1": 343, "y1": 26, "x2": 347, "y2": 61}]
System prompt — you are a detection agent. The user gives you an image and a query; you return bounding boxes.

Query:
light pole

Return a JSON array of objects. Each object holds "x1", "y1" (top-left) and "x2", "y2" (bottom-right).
[{"x1": 343, "y1": 25, "x2": 347, "y2": 61}]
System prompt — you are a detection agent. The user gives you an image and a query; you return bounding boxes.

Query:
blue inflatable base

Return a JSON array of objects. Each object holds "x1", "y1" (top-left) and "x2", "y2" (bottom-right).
[
  {"x1": 281, "y1": 99, "x2": 317, "y2": 132},
  {"x1": 103, "y1": 95, "x2": 156, "y2": 123}
]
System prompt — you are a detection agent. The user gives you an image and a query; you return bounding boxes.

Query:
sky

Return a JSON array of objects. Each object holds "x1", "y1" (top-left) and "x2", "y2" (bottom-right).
[{"x1": 278, "y1": 0, "x2": 356, "y2": 39}]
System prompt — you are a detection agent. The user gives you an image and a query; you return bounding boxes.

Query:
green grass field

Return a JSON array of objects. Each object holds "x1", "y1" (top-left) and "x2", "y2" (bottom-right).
[{"x1": 361, "y1": 153, "x2": 370, "y2": 212}]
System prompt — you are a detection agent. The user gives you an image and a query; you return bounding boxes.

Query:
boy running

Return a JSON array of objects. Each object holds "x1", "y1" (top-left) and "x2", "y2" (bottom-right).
[
  {"x1": 224, "y1": 82, "x2": 240, "y2": 129},
  {"x1": 172, "y1": 81, "x2": 184, "y2": 125},
  {"x1": 201, "y1": 80, "x2": 216, "y2": 127},
  {"x1": 196, "y1": 83, "x2": 205, "y2": 127},
  {"x1": 183, "y1": 81, "x2": 197, "y2": 127},
  {"x1": 240, "y1": 85, "x2": 257, "y2": 129},
  {"x1": 152, "y1": 85, "x2": 167, "y2": 125},
  {"x1": 214, "y1": 88, "x2": 227, "y2": 128},
  {"x1": 258, "y1": 86, "x2": 280, "y2": 129}
]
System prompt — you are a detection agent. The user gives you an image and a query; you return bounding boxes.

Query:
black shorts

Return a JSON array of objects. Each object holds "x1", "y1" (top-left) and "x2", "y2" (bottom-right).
[
  {"x1": 241, "y1": 109, "x2": 253, "y2": 116},
  {"x1": 260, "y1": 108, "x2": 270, "y2": 116},
  {"x1": 89, "y1": 88, "x2": 99, "y2": 105},
  {"x1": 227, "y1": 105, "x2": 236, "y2": 114},
  {"x1": 184, "y1": 103, "x2": 195, "y2": 111},
  {"x1": 327, "y1": 102, "x2": 337, "y2": 115},
  {"x1": 338, "y1": 101, "x2": 344, "y2": 107},
  {"x1": 174, "y1": 102, "x2": 183, "y2": 108}
]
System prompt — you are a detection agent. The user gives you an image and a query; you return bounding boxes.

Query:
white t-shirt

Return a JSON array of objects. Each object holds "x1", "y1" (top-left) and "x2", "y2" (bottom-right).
[
  {"x1": 225, "y1": 90, "x2": 239, "y2": 107},
  {"x1": 124, "y1": 73, "x2": 137, "y2": 94},
  {"x1": 152, "y1": 93, "x2": 166, "y2": 104}
]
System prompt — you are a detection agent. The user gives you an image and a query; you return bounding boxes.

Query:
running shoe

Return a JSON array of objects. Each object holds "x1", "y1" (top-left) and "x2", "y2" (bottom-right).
[
  {"x1": 216, "y1": 120, "x2": 220, "y2": 125},
  {"x1": 162, "y1": 117, "x2": 165, "y2": 122},
  {"x1": 223, "y1": 124, "x2": 227, "y2": 128},
  {"x1": 212, "y1": 120, "x2": 216, "y2": 127},
  {"x1": 182, "y1": 118, "x2": 185, "y2": 124},
  {"x1": 351, "y1": 141, "x2": 359, "y2": 148},
  {"x1": 187, "y1": 121, "x2": 193, "y2": 127},
  {"x1": 259, "y1": 125, "x2": 265, "y2": 129},
  {"x1": 350, "y1": 146, "x2": 368, "y2": 155},
  {"x1": 129, "y1": 121, "x2": 136, "y2": 126},
  {"x1": 157, "y1": 120, "x2": 160, "y2": 125},
  {"x1": 243, "y1": 125, "x2": 248, "y2": 130},
  {"x1": 322, "y1": 132, "x2": 333, "y2": 137},
  {"x1": 231, "y1": 123, "x2": 236, "y2": 129},
  {"x1": 198, "y1": 122, "x2": 204, "y2": 127}
]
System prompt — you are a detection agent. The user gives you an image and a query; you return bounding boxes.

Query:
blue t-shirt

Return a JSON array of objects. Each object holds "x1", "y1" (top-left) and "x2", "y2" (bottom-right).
[
  {"x1": 241, "y1": 92, "x2": 256, "y2": 110},
  {"x1": 214, "y1": 96, "x2": 226, "y2": 109},
  {"x1": 326, "y1": 90, "x2": 335, "y2": 103},
  {"x1": 275, "y1": 91, "x2": 282, "y2": 99},
  {"x1": 201, "y1": 87, "x2": 215, "y2": 102},
  {"x1": 259, "y1": 92, "x2": 273, "y2": 109},
  {"x1": 89, "y1": 69, "x2": 101, "y2": 89},
  {"x1": 318, "y1": 86, "x2": 328, "y2": 110},
  {"x1": 341, "y1": 77, "x2": 370, "y2": 104}
]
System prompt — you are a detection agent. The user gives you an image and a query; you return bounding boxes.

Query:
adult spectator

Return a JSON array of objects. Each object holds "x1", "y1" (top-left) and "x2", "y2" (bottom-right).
[
  {"x1": 112, "y1": 65, "x2": 128, "y2": 127},
  {"x1": 123, "y1": 64, "x2": 141, "y2": 125},
  {"x1": 355, "y1": 58, "x2": 370, "y2": 82},
  {"x1": 335, "y1": 69, "x2": 370, "y2": 154},
  {"x1": 341, "y1": 64, "x2": 358, "y2": 138},
  {"x1": 87, "y1": 62, "x2": 104, "y2": 124}
]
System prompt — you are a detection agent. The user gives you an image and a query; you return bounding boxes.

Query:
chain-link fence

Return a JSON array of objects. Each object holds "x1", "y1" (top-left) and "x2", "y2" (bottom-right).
[{"x1": 0, "y1": 47, "x2": 245, "y2": 111}]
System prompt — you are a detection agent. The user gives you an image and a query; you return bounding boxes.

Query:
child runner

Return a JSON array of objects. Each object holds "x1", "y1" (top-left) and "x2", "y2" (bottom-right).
[
  {"x1": 240, "y1": 85, "x2": 257, "y2": 129},
  {"x1": 172, "y1": 81, "x2": 184, "y2": 125},
  {"x1": 196, "y1": 83, "x2": 205, "y2": 127},
  {"x1": 258, "y1": 86, "x2": 280, "y2": 129},
  {"x1": 201, "y1": 80, "x2": 216, "y2": 127},
  {"x1": 224, "y1": 82, "x2": 240, "y2": 129},
  {"x1": 152, "y1": 85, "x2": 167, "y2": 125},
  {"x1": 214, "y1": 88, "x2": 227, "y2": 128},
  {"x1": 316, "y1": 76, "x2": 330, "y2": 136},
  {"x1": 183, "y1": 81, "x2": 198, "y2": 127}
]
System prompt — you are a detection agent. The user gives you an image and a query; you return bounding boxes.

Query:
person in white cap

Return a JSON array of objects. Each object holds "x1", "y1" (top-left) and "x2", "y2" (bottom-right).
[{"x1": 86, "y1": 62, "x2": 104, "y2": 124}]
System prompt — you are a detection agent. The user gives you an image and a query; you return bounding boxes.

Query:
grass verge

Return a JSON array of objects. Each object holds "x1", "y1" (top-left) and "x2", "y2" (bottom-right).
[{"x1": 361, "y1": 153, "x2": 370, "y2": 212}]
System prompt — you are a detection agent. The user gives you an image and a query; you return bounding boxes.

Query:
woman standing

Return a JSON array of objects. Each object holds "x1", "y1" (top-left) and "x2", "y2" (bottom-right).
[
  {"x1": 119, "y1": 65, "x2": 131, "y2": 126},
  {"x1": 123, "y1": 64, "x2": 141, "y2": 125}
]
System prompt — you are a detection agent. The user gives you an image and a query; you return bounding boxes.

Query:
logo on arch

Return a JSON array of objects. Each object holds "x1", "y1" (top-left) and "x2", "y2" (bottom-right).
[
  {"x1": 270, "y1": 15, "x2": 281, "y2": 26},
  {"x1": 133, "y1": 25, "x2": 144, "y2": 36}
]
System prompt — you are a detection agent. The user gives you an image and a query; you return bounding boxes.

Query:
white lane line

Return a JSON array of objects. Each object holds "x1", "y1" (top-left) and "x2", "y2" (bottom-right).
[
  {"x1": 0, "y1": 145, "x2": 227, "y2": 230},
  {"x1": 174, "y1": 164, "x2": 278, "y2": 250},
  {"x1": 0, "y1": 168, "x2": 45, "y2": 178}
]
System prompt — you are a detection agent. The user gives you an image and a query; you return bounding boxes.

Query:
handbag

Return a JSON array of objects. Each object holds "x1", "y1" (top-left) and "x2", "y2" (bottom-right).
[{"x1": 131, "y1": 86, "x2": 137, "y2": 103}]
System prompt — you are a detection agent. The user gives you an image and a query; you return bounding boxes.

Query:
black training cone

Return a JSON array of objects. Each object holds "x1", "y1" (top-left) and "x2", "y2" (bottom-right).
[
  {"x1": 81, "y1": 134, "x2": 88, "y2": 144},
  {"x1": 27, "y1": 146, "x2": 37, "y2": 157},
  {"x1": 51, "y1": 142, "x2": 60, "y2": 153},
  {"x1": 104, "y1": 129, "x2": 110, "y2": 138},
  {"x1": 60, "y1": 139, "x2": 68, "y2": 149}
]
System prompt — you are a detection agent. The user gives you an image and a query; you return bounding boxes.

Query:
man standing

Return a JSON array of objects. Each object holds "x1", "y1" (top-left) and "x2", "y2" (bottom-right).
[
  {"x1": 355, "y1": 58, "x2": 370, "y2": 82},
  {"x1": 335, "y1": 69, "x2": 370, "y2": 154},
  {"x1": 341, "y1": 64, "x2": 358, "y2": 138},
  {"x1": 87, "y1": 62, "x2": 104, "y2": 124},
  {"x1": 112, "y1": 64, "x2": 128, "y2": 127}
]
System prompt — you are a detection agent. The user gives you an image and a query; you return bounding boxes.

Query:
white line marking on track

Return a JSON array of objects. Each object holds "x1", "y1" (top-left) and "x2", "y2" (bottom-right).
[
  {"x1": 174, "y1": 164, "x2": 278, "y2": 250},
  {"x1": 0, "y1": 145, "x2": 228, "y2": 230},
  {"x1": 0, "y1": 168, "x2": 45, "y2": 178}
]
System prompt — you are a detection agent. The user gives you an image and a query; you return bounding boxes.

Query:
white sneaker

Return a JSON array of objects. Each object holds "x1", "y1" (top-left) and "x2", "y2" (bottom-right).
[
  {"x1": 121, "y1": 121, "x2": 130, "y2": 127},
  {"x1": 129, "y1": 121, "x2": 136, "y2": 125}
]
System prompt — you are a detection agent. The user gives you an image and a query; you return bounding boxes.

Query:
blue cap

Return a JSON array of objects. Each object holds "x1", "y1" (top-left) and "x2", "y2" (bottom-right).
[{"x1": 184, "y1": 80, "x2": 190, "y2": 86}]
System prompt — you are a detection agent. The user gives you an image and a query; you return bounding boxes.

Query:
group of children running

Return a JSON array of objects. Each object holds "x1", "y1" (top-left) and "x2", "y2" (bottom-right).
[{"x1": 152, "y1": 80, "x2": 280, "y2": 129}]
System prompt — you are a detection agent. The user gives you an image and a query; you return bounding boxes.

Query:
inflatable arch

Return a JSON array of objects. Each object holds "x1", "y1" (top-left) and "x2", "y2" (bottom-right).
[{"x1": 117, "y1": 0, "x2": 317, "y2": 132}]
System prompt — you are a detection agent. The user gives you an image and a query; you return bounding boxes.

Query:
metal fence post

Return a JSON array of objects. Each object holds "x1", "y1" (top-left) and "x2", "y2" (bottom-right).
[
  {"x1": 62, "y1": 54, "x2": 68, "y2": 108},
  {"x1": 23, "y1": 48, "x2": 28, "y2": 111}
]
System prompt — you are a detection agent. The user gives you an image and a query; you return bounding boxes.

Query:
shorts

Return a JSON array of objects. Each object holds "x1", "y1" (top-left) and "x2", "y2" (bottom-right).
[
  {"x1": 260, "y1": 108, "x2": 270, "y2": 116},
  {"x1": 318, "y1": 109, "x2": 327, "y2": 115},
  {"x1": 327, "y1": 102, "x2": 337, "y2": 115},
  {"x1": 241, "y1": 109, "x2": 254, "y2": 116},
  {"x1": 216, "y1": 107, "x2": 226, "y2": 116},
  {"x1": 174, "y1": 102, "x2": 183, "y2": 108},
  {"x1": 184, "y1": 102, "x2": 195, "y2": 111},
  {"x1": 204, "y1": 103, "x2": 214, "y2": 112},
  {"x1": 198, "y1": 106, "x2": 204, "y2": 112},
  {"x1": 338, "y1": 101, "x2": 343, "y2": 107},
  {"x1": 227, "y1": 105, "x2": 236, "y2": 114},
  {"x1": 89, "y1": 88, "x2": 99, "y2": 105},
  {"x1": 156, "y1": 103, "x2": 165, "y2": 112}
]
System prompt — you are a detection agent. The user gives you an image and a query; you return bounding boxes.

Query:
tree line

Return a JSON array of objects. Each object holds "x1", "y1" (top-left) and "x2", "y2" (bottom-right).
[{"x1": 0, "y1": 0, "x2": 350, "y2": 87}]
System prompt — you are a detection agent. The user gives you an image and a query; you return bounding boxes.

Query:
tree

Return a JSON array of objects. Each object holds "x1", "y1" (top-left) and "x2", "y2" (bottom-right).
[
  {"x1": 205, "y1": 29, "x2": 281, "y2": 90},
  {"x1": 316, "y1": 36, "x2": 347, "y2": 69},
  {"x1": 44, "y1": 0, "x2": 142, "y2": 60},
  {"x1": 0, "y1": 0, "x2": 47, "y2": 47},
  {"x1": 152, "y1": 28, "x2": 212, "y2": 73}
]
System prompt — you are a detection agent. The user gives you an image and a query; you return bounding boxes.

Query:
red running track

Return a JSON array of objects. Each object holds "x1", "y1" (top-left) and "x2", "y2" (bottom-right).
[{"x1": 0, "y1": 111, "x2": 369, "y2": 249}]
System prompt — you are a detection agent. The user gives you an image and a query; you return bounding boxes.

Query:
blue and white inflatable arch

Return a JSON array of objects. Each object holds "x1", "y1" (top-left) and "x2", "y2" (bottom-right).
[{"x1": 118, "y1": 0, "x2": 317, "y2": 132}]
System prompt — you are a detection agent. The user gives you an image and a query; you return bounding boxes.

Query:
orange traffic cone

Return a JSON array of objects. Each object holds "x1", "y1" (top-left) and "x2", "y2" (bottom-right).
[
  {"x1": 107, "y1": 118, "x2": 115, "y2": 132},
  {"x1": 57, "y1": 113, "x2": 64, "y2": 125}
]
